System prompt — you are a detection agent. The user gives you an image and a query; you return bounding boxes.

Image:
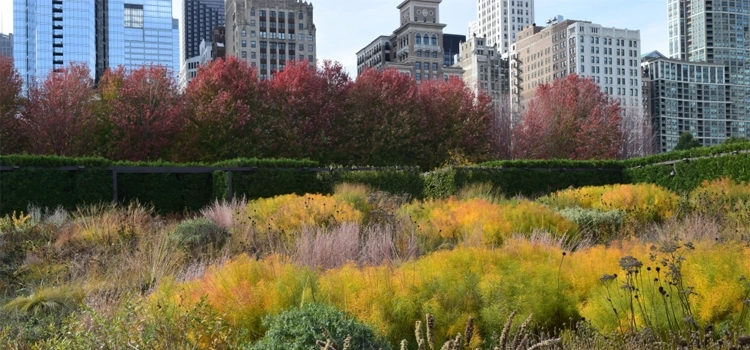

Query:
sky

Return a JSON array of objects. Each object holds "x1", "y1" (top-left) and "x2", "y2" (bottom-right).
[{"x1": 0, "y1": 0, "x2": 668, "y2": 77}]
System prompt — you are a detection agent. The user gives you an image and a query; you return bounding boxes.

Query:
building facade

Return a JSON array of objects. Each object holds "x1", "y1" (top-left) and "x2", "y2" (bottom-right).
[
  {"x1": 511, "y1": 18, "x2": 642, "y2": 115},
  {"x1": 225, "y1": 0, "x2": 316, "y2": 80},
  {"x1": 0, "y1": 33, "x2": 12, "y2": 58},
  {"x1": 472, "y1": 0, "x2": 534, "y2": 54},
  {"x1": 666, "y1": 0, "x2": 750, "y2": 145},
  {"x1": 179, "y1": 38, "x2": 213, "y2": 89},
  {"x1": 182, "y1": 0, "x2": 224, "y2": 64},
  {"x1": 642, "y1": 50, "x2": 730, "y2": 152},
  {"x1": 455, "y1": 35, "x2": 510, "y2": 110},
  {"x1": 442, "y1": 33, "x2": 465, "y2": 66},
  {"x1": 15, "y1": 0, "x2": 179, "y2": 89},
  {"x1": 355, "y1": 0, "x2": 463, "y2": 82},
  {"x1": 14, "y1": 0, "x2": 97, "y2": 88}
]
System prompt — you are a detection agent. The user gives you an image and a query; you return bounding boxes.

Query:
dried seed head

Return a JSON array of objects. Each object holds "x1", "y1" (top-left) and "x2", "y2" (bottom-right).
[
  {"x1": 426, "y1": 313, "x2": 435, "y2": 348},
  {"x1": 464, "y1": 316, "x2": 474, "y2": 345}
]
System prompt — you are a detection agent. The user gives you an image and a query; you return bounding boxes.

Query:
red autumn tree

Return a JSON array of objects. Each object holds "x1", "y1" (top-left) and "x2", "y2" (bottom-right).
[
  {"x1": 0, "y1": 56, "x2": 25, "y2": 154},
  {"x1": 97, "y1": 65, "x2": 183, "y2": 161},
  {"x1": 180, "y1": 56, "x2": 266, "y2": 161},
  {"x1": 329, "y1": 68, "x2": 420, "y2": 166},
  {"x1": 265, "y1": 60, "x2": 351, "y2": 161},
  {"x1": 20, "y1": 63, "x2": 98, "y2": 156},
  {"x1": 415, "y1": 77, "x2": 502, "y2": 168},
  {"x1": 513, "y1": 74, "x2": 623, "y2": 159}
]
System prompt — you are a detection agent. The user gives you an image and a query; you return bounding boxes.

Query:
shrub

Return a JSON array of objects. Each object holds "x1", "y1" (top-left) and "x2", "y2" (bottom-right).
[
  {"x1": 250, "y1": 303, "x2": 390, "y2": 350},
  {"x1": 170, "y1": 218, "x2": 229, "y2": 252},
  {"x1": 401, "y1": 198, "x2": 577, "y2": 248},
  {"x1": 245, "y1": 194, "x2": 362, "y2": 243},
  {"x1": 149, "y1": 254, "x2": 317, "y2": 343},
  {"x1": 538, "y1": 184, "x2": 679, "y2": 223},
  {"x1": 557, "y1": 208, "x2": 624, "y2": 241},
  {"x1": 333, "y1": 183, "x2": 372, "y2": 221},
  {"x1": 3, "y1": 286, "x2": 84, "y2": 316},
  {"x1": 689, "y1": 178, "x2": 750, "y2": 225}
]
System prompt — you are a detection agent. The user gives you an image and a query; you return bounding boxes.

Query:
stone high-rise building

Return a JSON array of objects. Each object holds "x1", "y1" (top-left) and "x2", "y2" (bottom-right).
[
  {"x1": 511, "y1": 18, "x2": 642, "y2": 115},
  {"x1": 455, "y1": 35, "x2": 510, "y2": 110},
  {"x1": 470, "y1": 0, "x2": 534, "y2": 54},
  {"x1": 225, "y1": 0, "x2": 316, "y2": 80},
  {"x1": 355, "y1": 0, "x2": 463, "y2": 82}
]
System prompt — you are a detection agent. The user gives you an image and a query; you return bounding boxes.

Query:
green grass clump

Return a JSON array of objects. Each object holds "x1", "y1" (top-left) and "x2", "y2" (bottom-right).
[
  {"x1": 3, "y1": 286, "x2": 84, "y2": 316},
  {"x1": 170, "y1": 218, "x2": 228, "y2": 253}
]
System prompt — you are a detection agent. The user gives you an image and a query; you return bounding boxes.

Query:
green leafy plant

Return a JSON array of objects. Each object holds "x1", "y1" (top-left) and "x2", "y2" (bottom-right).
[
  {"x1": 250, "y1": 303, "x2": 390, "y2": 350},
  {"x1": 169, "y1": 218, "x2": 228, "y2": 253}
]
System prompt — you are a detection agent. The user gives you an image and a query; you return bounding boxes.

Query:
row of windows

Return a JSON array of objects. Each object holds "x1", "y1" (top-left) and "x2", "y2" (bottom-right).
[
  {"x1": 414, "y1": 62, "x2": 439, "y2": 71},
  {"x1": 250, "y1": 9, "x2": 305, "y2": 20},
  {"x1": 241, "y1": 40, "x2": 314, "y2": 52},
  {"x1": 414, "y1": 33, "x2": 438, "y2": 46}
]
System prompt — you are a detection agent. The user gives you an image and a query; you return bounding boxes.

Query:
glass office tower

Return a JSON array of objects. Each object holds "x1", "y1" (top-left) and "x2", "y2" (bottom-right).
[
  {"x1": 15, "y1": 0, "x2": 179, "y2": 89},
  {"x1": 14, "y1": 0, "x2": 97, "y2": 90},
  {"x1": 666, "y1": 0, "x2": 750, "y2": 142}
]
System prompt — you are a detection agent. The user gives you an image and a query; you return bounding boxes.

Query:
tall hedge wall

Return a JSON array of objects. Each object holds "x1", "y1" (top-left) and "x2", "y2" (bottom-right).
[{"x1": 2, "y1": 143, "x2": 749, "y2": 215}]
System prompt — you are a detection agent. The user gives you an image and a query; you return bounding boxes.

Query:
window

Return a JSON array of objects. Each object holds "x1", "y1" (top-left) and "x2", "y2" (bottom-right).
[
  {"x1": 299, "y1": 44, "x2": 304, "y2": 51},
  {"x1": 279, "y1": 11, "x2": 285, "y2": 19},
  {"x1": 416, "y1": 62, "x2": 421, "y2": 70},
  {"x1": 241, "y1": 30, "x2": 246, "y2": 37},
  {"x1": 433, "y1": 52, "x2": 437, "y2": 58},
  {"x1": 250, "y1": 20, "x2": 256, "y2": 27},
  {"x1": 124, "y1": 4, "x2": 144, "y2": 28},
  {"x1": 308, "y1": 44, "x2": 313, "y2": 52},
  {"x1": 251, "y1": 41, "x2": 256, "y2": 48},
  {"x1": 416, "y1": 33, "x2": 422, "y2": 45},
  {"x1": 308, "y1": 34, "x2": 313, "y2": 41},
  {"x1": 250, "y1": 8, "x2": 255, "y2": 16},
  {"x1": 260, "y1": 10, "x2": 266, "y2": 17},
  {"x1": 415, "y1": 73, "x2": 421, "y2": 80},
  {"x1": 431, "y1": 34, "x2": 438, "y2": 46},
  {"x1": 242, "y1": 40, "x2": 247, "y2": 47},
  {"x1": 299, "y1": 12, "x2": 304, "y2": 20},
  {"x1": 251, "y1": 52, "x2": 256, "y2": 59},
  {"x1": 432, "y1": 63, "x2": 438, "y2": 71},
  {"x1": 251, "y1": 31, "x2": 256, "y2": 38},
  {"x1": 299, "y1": 23, "x2": 304, "y2": 30},
  {"x1": 417, "y1": 51, "x2": 422, "y2": 57},
  {"x1": 241, "y1": 51, "x2": 247, "y2": 58},
  {"x1": 308, "y1": 55, "x2": 313, "y2": 61}
]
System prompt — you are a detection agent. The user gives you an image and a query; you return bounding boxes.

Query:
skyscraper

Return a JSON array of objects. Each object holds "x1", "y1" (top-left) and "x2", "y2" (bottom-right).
[
  {"x1": 14, "y1": 0, "x2": 97, "y2": 88},
  {"x1": 657, "y1": 0, "x2": 750, "y2": 148},
  {"x1": 225, "y1": 0, "x2": 317, "y2": 80},
  {"x1": 15, "y1": 0, "x2": 179, "y2": 89},
  {"x1": 471, "y1": 0, "x2": 534, "y2": 54},
  {"x1": 182, "y1": 0, "x2": 224, "y2": 64},
  {"x1": 0, "y1": 33, "x2": 12, "y2": 58}
]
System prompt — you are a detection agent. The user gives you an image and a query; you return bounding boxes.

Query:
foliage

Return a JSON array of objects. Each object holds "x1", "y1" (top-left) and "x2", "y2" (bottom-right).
[
  {"x1": 244, "y1": 194, "x2": 362, "y2": 243},
  {"x1": 513, "y1": 75, "x2": 623, "y2": 160},
  {"x1": 423, "y1": 166, "x2": 625, "y2": 199},
  {"x1": 0, "y1": 55, "x2": 25, "y2": 154},
  {"x1": 170, "y1": 218, "x2": 228, "y2": 253},
  {"x1": 538, "y1": 184, "x2": 679, "y2": 223},
  {"x1": 97, "y1": 65, "x2": 184, "y2": 161},
  {"x1": 19, "y1": 63, "x2": 98, "y2": 157},
  {"x1": 557, "y1": 208, "x2": 624, "y2": 241},
  {"x1": 3, "y1": 286, "x2": 84, "y2": 316},
  {"x1": 689, "y1": 178, "x2": 750, "y2": 225},
  {"x1": 250, "y1": 303, "x2": 390, "y2": 350},
  {"x1": 149, "y1": 254, "x2": 317, "y2": 343},
  {"x1": 401, "y1": 198, "x2": 577, "y2": 248},
  {"x1": 180, "y1": 56, "x2": 267, "y2": 162},
  {"x1": 673, "y1": 132, "x2": 702, "y2": 151}
]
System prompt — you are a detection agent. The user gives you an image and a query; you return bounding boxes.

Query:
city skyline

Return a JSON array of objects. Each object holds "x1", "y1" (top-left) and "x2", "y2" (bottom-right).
[{"x1": 2, "y1": 0, "x2": 667, "y2": 77}]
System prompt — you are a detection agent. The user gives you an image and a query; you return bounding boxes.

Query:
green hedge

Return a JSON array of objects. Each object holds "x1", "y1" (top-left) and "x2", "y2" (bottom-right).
[
  {"x1": 2, "y1": 143, "x2": 749, "y2": 215},
  {"x1": 424, "y1": 166, "x2": 625, "y2": 198},
  {"x1": 0, "y1": 155, "x2": 323, "y2": 215},
  {"x1": 326, "y1": 168, "x2": 424, "y2": 199},
  {"x1": 624, "y1": 152, "x2": 750, "y2": 193}
]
